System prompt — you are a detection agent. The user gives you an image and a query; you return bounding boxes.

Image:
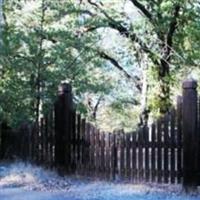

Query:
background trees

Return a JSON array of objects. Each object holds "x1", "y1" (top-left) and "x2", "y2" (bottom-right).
[{"x1": 0, "y1": 0, "x2": 199, "y2": 131}]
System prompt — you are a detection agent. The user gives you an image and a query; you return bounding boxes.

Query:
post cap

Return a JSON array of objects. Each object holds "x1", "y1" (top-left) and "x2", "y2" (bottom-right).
[
  {"x1": 182, "y1": 79, "x2": 197, "y2": 89},
  {"x1": 58, "y1": 83, "x2": 72, "y2": 95}
]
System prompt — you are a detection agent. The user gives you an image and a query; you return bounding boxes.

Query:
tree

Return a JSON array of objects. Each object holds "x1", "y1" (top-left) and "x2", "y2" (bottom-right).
[
  {"x1": 0, "y1": 0, "x2": 113, "y2": 126},
  {"x1": 0, "y1": 0, "x2": 199, "y2": 131},
  {"x1": 78, "y1": 0, "x2": 199, "y2": 116}
]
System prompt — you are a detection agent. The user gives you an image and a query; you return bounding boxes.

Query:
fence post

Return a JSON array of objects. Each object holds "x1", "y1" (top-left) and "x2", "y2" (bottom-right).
[
  {"x1": 54, "y1": 83, "x2": 73, "y2": 171},
  {"x1": 182, "y1": 79, "x2": 198, "y2": 189},
  {"x1": 0, "y1": 122, "x2": 11, "y2": 159},
  {"x1": 176, "y1": 96, "x2": 183, "y2": 184}
]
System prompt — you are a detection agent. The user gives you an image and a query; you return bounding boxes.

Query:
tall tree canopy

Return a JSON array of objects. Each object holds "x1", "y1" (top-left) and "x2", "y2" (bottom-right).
[
  {"x1": 0, "y1": 0, "x2": 199, "y2": 131},
  {"x1": 78, "y1": 0, "x2": 199, "y2": 114}
]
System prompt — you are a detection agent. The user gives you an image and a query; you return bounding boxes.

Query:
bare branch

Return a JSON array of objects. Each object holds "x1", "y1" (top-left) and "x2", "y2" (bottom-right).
[
  {"x1": 97, "y1": 50, "x2": 142, "y2": 92},
  {"x1": 87, "y1": 0, "x2": 99, "y2": 7},
  {"x1": 85, "y1": 0, "x2": 159, "y2": 65},
  {"x1": 87, "y1": 0, "x2": 118, "y2": 23},
  {"x1": 92, "y1": 95, "x2": 103, "y2": 119},
  {"x1": 81, "y1": 21, "x2": 159, "y2": 65},
  {"x1": 129, "y1": 0, "x2": 152, "y2": 21},
  {"x1": 107, "y1": 21, "x2": 160, "y2": 66},
  {"x1": 98, "y1": 51, "x2": 132, "y2": 79}
]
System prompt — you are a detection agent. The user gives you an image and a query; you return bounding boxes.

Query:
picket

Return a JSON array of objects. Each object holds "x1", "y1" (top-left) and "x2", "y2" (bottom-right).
[
  {"x1": 151, "y1": 123, "x2": 156, "y2": 182},
  {"x1": 177, "y1": 96, "x2": 182, "y2": 183},
  {"x1": 170, "y1": 108, "x2": 176, "y2": 183},
  {"x1": 100, "y1": 132, "x2": 105, "y2": 178},
  {"x1": 131, "y1": 131, "x2": 137, "y2": 182},
  {"x1": 144, "y1": 126, "x2": 149, "y2": 182},
  {"x1": 125, "y1": 133, "x2": 131, "y2": 180},
  {"x1": 163, "y1": 113, "x2": 169, "y2": 183}
]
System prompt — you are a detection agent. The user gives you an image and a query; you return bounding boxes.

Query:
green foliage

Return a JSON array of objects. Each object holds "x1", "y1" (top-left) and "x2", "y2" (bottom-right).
[
  {"x1": 0, "y1": 0, "x2": 113, "y2": 126},
  {"x1": 0, "y1": 0, "x2": 200, "y2": 131}
]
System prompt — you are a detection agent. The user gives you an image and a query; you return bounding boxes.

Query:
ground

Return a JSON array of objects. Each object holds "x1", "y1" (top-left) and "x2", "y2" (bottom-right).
[{"x1": 0, "y1": 162, "x2": 199, "y2": 200}]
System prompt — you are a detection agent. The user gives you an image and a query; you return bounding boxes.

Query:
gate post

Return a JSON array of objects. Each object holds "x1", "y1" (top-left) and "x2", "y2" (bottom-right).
[
  {"x1": 182, "y1": 79, "x2": 198, "y2": 189},
  {"x1": 54, "y1": 83, "x2": 73, "y2": 171}
]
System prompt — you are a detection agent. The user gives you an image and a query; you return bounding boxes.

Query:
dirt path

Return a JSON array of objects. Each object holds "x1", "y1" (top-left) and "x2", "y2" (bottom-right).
[{"x1": 0, "y1": 162, "x2": 199, "y2": 200}]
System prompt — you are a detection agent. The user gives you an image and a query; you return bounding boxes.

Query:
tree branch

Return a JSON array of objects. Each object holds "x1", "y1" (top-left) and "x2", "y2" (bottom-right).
[
  {"x1": 119, "y1": 99, "x2": 140, "y2": 106},
  {"x1": 87, "y1": 0, "x2": 99, "y2": 7},
  {"x1": 81, "y1": 21, "x2": 159, "y2": 66},
  {"x1": 166, "y1": 5, "x2": 180, "y2": 52},
  {"x1": 97, "y1": 50, "x2": 142, "y2": 92},
  {"x1": 92, "y1": 95, "x2": 103, "y2": 119},
  {"x1": 85, "y1": 0, "x2": 159, "y2": 66},
  {"x1": 98, "y1": 50, "x2": 132, "y2": 79},
  {"x1": 79, "y1": 9, "x2": 95, "y2": 16},
  {"x1": 129, "y1": 0, "x2": 152, "y2": 21},
  {"x1": 160, "y1": 4, "x2": 180, "y2": 68},
  {"x1": 106, "y1": 21, "x2": 160, "y2": 66}
]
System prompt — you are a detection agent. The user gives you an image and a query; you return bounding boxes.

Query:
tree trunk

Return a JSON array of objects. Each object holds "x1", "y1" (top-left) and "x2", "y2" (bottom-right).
[
  {"x1": 139, "y1": 56, "x2": 149, "y2": 126},
  {"x1": 35, "y1": 75, "x2": 41, "y2": 124},
  {"x1": 35, "y1": 0, "x2": 46, "y2": 124},
  {"x1": 158, "y1": 58, "x2": 171, "y2": 114}
]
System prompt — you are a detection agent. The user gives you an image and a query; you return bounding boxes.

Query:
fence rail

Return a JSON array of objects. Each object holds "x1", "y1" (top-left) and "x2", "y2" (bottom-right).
[{"x1": 0, "y1": 79, "x2": 200, "y2": 188}]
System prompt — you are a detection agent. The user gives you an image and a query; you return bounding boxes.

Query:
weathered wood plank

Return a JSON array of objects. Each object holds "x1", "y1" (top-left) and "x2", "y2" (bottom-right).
[
  {"x1": 151, "y1": 123, "x2": 156, "y2": 182},
  {"x1": 125, "y1": 133, "x2": 131, "y2": 180},
  {"x1": 157, "y1": 119, "x2": 162, "y2": 183},
  {"x1": 131, "y1": 131, "x2": 137, "y2": 182},
  {"x1": 95, "y1": 129, "x2": 100, "y2": 176},
  {"x1": 144, "y1": 126, "x2": 150, "y2": 182},
  {"x1": 138, "y1": 128, "x2": 144, "y2": 182},
  {"x1": 170, "y1": 108, "x2": 176, "y2": 184},
  {"x1": 164, "y1": 113, "x2": 169, "y2": 183},
  {"x1": 77, "y1": 114, "x2": 81, "y2": 170},
  {"x1": 100, "y1": 132, "x2": 105, "y2": 178},
  {"x1": 71, "y1": 110, "x2": 76, "y2": 172},
  {"x1": 80, "y1": 118, "x2": 86, "y2": 174},
  {"x1": 120, "y1": 132, "x2": 125, "y2": 179}
]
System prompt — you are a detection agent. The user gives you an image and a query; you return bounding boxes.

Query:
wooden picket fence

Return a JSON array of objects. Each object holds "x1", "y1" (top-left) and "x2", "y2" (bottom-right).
[
  {"x1": 64, "y1": 107, "x2": 183, "y2": 184},
  {"x1": 0, "y1": 79, "x2": 200, "y2": 188}
]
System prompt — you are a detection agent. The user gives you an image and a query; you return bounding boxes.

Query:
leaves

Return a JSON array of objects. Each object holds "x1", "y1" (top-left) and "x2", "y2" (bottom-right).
[{"x1": 0, "y1": 0, "x2": 199, "y2": 131}]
